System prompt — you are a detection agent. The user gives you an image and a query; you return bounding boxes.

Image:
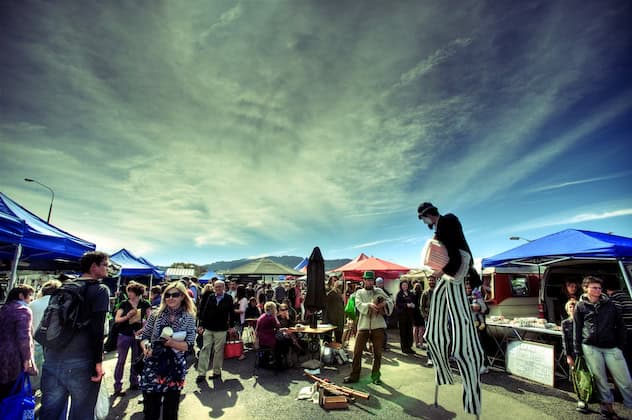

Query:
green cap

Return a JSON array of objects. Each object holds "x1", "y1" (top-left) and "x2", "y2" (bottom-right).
[{"x1": 362, "y1": 271, "x2": 375, "y2": 280}]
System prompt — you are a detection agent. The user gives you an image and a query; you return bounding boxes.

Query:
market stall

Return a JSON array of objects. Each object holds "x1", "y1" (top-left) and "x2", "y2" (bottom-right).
[{"x1": 485, "y1": 317, "x2": 567, "y2": 386}]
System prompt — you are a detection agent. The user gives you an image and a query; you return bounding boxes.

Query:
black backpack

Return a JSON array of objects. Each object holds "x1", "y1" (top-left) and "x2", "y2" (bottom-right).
[{"x1": 35, "y1": 280, "x2": 95, "y2": 350}]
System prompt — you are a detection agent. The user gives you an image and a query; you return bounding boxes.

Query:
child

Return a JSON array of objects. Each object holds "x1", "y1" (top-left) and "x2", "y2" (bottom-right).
[
  {"x1": 466, "y1": 282, "x2": 490, "y2": 374},
  {"x1": 469, "y1": 288, "x2": 487, "y2": 331},
  {"x1": 561, "y1": 298, "x2": 588, "y2": 413}
]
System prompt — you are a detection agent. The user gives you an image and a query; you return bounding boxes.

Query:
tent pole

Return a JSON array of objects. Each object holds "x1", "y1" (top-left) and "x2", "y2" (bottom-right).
[
  {"x1": 8, "y1": 244, "x2": 22, "y2": 292},
  {"x1": 149, "y1": 274, "x2": 153, "y2": 293}
]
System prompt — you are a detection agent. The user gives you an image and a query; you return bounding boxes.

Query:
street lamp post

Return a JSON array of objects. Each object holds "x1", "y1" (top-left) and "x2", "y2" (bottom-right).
[
  {"x1": 24, "y1": 178, "x2": 55, "y2": 223},
  {"x1": 509, "y1": 236, "x2": 533, "y2": 243}
]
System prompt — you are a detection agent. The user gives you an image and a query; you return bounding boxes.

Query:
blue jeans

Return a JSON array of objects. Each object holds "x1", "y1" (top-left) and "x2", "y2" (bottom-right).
[
  {"x1": 582, "y1": 344, "x2": 632, "y2": 406},
  {"x1": 40, "y1": 357, "x2": 99, "y2": 420}
]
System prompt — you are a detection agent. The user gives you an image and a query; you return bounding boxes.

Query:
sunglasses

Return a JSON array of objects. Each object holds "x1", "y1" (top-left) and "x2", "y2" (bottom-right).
[
  {"x1": 165, "y1": 292, "x2": 182, "y2": 299},
  {"x1": 280, "y1": 308, "x2": 288, "y2": 311}
]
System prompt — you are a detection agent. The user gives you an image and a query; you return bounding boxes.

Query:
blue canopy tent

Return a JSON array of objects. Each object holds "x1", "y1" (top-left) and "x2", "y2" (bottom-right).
[
  {"x1": 482, "y1": 229, "x2": 632, "y2": 268},
  {"x1": 137, "y1": 256, "x2": 165, "y2": 278},
  {"x1": 198, "y1": 270, "x2": 224, "y2": 284},
  {"x1": 0, "y1": 212, "x2": 25, "y2": 244},
  {"x1": 294, "y1": 257, "x2": 308, "y2": 271},
  {"x1": 0, "y1": 192, "x2": 96, "y2": 290},
  {"x1": 110, "y1": 248, "x2": 164, "y2": 291}
]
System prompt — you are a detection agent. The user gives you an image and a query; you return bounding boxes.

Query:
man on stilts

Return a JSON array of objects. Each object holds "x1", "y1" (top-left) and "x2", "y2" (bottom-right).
[{"x1": 418, "y1": 202, "x2": 484, "y2": 417}]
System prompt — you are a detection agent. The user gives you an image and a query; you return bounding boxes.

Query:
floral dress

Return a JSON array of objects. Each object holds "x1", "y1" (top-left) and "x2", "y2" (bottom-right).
[{"x1": 140, "y1": 308, "x2": 196, "y2": 393}]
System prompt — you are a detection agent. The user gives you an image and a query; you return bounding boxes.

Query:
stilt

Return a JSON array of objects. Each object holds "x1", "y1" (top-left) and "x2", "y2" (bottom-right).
[{"x1": 434, "y1": 383, "x2": 439, "y2": 407}]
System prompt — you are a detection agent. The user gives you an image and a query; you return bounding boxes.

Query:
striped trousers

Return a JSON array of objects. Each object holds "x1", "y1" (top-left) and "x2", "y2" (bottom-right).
[{"x1": 424, "y1": 251, "x2": 484, "y2": 415}]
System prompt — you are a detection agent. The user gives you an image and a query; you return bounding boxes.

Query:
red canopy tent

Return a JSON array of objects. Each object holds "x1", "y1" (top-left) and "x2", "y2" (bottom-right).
[
  {"x1": 333, "y1": 252, "x2": 369, "y2": 272},
  {"x1": 334, "y1": 255, "x2": 409, "y2": 282}
]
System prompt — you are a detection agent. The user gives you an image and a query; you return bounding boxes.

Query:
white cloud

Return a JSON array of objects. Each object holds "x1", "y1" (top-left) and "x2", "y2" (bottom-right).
[
  {"x1": 506, "y1": 208, "x2": 632, "y2": 233},
  {"x1": 1, "y1": 1, "x2": 630, "y2": 265},
  {"x1": 351, "y1": 237, "x2": 405, "y2": 249},
  {"x1": 527, "y1": 171, "x2": 632, "y2": 193},
  {"x1": 396, "y1": 37, "x2": 474, "y2": 87}
]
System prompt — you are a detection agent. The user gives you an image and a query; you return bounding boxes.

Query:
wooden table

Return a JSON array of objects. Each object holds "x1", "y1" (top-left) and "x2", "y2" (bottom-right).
[
  {"x1": 287, "y1": 326, "x2": 337, "y2": 335},
  {"x1": 286, "y1": 325, "x2": 337, "y2": 360}
]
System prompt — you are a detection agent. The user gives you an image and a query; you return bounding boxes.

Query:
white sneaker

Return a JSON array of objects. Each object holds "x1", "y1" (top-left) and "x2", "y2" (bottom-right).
[
  {"x1": 426, "y1": 360, "x2": 433, "y2": 366},
  {"x1": 479, "y1": 366, "x2": 489, "y2": 374}
]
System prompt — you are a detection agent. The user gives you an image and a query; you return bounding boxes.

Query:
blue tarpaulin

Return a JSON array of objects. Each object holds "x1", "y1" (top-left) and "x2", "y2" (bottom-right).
[
  {"x1": 0, "y1": 212, "x2": 25, "y2": 244},
  {"x1": 110, "y1": 248, "x2": 164, "y2": 278},
  {"x1": 199, "y1": 270, "x2": 224, "y2": 283},
  {"x1": 0, "y1": 191, "x2": 96, "y2": 264},
  {"x1": 482, "y1": 229, "x2": 632, "y2": 268},
  {"x1": 294, "y1": 257, "x2": 308, "y2": 271},
  {"x1": 137, "y1": 256, "x2": 165, "y2": 278}
]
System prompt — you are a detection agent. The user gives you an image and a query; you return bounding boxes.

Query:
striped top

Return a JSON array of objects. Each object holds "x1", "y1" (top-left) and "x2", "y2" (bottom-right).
[{"x1": 609, "y1": 290, "x2": 632, "y2": 332}]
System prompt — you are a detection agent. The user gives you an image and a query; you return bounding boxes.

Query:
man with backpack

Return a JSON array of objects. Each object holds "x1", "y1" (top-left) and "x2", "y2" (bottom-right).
[{"x1": 39, "y1": 251, "x2": 111, "y2": 420}]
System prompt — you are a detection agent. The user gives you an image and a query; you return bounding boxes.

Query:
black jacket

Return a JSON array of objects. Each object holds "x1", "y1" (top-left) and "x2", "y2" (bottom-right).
[
  {"x1": 435, "y1": 213, "x2": 473, "y2": 277},
  {"x1": 198, "y1": 292, "x2": 235, "y2": 331},
  {"x1": 573, "y1": 293, "x2": 626, "y2": 356}
]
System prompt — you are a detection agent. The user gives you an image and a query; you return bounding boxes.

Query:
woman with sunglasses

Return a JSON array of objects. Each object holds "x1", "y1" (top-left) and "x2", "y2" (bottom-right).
[{"x1": 139, "y1": 282, "x2": 196, "y2": 420}]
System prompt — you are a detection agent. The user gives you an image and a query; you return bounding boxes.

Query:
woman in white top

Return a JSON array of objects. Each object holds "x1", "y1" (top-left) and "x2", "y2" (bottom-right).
[{"x1": 233, "y1": 285, "x2": 248, "y2": 361}]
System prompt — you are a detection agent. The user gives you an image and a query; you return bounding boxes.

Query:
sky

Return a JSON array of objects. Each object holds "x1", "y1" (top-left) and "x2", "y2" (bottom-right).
[{"x1": 1, "y1": 1, "x2": 631, "y2": 269}]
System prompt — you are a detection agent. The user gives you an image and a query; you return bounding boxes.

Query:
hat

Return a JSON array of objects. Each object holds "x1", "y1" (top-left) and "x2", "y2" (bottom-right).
[
  {"x1": 417, "y1": 202, "x2": 437, "y2": 218},
  {"x1": 362, "y1": 271, "x2": 375, "y2": 280},
  {"x1": 375, "y1": 277, "x2": 384, "y2": 284}
]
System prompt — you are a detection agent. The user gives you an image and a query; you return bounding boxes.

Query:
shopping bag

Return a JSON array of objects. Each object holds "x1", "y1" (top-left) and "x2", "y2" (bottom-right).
[
  {"x1": 224, "y1": 341, "x2": 244, "y2": 359},
  {"x1": 241, "y1": 326, "x2": 255, "y2": 346},
  {"x1": 0, "y1": 372, "x2": 36, "y2": 420},
  {"x1": 95, "y1": 375, "x2": 110, "y2": 420},
  {"x1": 572, "y1": 355, "x2": 596, "y2": 403},
  {"x1": 344, "y1": 295, "x2": 357, "y2": 321}
]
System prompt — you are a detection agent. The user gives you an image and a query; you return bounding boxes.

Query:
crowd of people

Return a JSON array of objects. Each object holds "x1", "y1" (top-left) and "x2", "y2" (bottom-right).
[{"x1": 0, "y1": 249, "x2": 450, "y2": 419}]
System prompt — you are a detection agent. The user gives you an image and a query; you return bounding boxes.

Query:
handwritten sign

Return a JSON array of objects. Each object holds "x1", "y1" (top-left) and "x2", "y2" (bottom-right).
[{"x1": 506, "y1": 340, "x2": 554, "y2": 386}]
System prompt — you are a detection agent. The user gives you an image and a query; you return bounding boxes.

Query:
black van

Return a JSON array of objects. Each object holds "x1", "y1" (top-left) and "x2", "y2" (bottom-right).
[{"x1": 539, "y1": 258, "x2": 632, "y2": 325}]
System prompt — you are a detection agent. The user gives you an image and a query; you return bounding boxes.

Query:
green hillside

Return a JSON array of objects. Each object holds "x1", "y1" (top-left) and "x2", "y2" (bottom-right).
[{"x1": 203, "y1": 256, "x2": 351, "y2": 273}]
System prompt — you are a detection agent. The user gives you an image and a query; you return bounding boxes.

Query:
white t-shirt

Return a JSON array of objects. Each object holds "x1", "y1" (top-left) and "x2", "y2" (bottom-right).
[{"x1": 238, "y1": 297, "x2": 248, "y2": 324}]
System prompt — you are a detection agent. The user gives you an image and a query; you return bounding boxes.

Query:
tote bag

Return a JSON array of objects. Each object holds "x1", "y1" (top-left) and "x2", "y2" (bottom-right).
[
  {"x1": 224, "y1": 330, "x2": 244, "y2": 359},
  {"x1": 572, "y1": 355, "x2": 597, "y2": 403},
  {"x1": 0, "y1": 372, "x2": 36, "y2": 420},
  {"x1": 241, "y1": 325, "x2": 255, "y2": 346},
  {"x1": 344, "y1": 294, "x2": 357, "y2": 321}
]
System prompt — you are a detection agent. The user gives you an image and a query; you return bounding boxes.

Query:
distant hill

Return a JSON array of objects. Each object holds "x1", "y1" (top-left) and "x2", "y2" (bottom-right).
[{"x1": 203, "y1": 256, "x2": 351, "y2": 273}]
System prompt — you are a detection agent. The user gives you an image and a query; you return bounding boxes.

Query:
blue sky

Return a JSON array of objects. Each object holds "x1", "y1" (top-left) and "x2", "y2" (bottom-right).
[{"x1": 1, "y1": 1, "x2": 631, "y2": 268}]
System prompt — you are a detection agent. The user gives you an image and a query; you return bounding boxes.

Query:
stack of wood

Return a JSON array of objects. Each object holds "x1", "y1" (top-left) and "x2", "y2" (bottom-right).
[{"x1": 305, "y1": 373, "x2": 370, "y2": 410}]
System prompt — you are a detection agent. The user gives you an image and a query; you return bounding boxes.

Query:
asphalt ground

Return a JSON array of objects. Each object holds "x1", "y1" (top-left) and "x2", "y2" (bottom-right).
[{"x1": 92, "y1": 331, "x2": 632, "y2": 419}]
